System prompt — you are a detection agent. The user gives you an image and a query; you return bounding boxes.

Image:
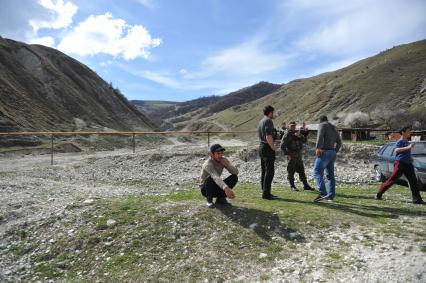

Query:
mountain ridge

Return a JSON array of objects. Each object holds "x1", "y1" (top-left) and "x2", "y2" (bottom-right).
[{"x1": 142, "y1": 39, "x2": 426, "y2": 131}]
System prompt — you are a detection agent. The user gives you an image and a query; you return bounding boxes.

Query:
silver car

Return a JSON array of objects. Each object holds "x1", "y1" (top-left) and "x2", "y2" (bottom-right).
[{"x1": 372, "y1": 141, "x2": 426, "y2": 191}]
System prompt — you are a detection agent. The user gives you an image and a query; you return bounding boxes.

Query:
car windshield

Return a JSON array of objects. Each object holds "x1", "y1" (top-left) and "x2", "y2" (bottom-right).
[{"x1": 412, "y1": 142, "x2": 426, "y2": 155}]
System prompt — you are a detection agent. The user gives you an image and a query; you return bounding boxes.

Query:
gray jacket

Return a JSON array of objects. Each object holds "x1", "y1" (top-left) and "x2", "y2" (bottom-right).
[
  {"x1": 200, "y1": 157, "x2": 239, "y2": 189},
  {"x1": 315, "y1": 122, "x2": 342, "y2": 152}
]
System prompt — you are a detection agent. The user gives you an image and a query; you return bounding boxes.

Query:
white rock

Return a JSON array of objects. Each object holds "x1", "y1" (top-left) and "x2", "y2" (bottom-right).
[
  {"x1": 249, "y1": 223, "x2": 258, "y2": 229},
  {"x1": 106, "y1": 219, "x2": 117, "y2": 227},
  {"x1": 259, "y1": 253, "x2": 268, "y2": 259},
  {"x1": 83, "y1": 199, "x2": 95, "y2": 205}
]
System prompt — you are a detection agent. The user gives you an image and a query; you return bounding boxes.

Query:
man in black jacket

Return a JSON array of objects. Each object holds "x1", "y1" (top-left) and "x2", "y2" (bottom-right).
[{"x1": 280, "y1": 121, "x2": 314, "y2": 191}]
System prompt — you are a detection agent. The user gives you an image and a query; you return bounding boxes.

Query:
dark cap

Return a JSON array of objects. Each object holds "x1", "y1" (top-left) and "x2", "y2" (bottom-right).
[
  {"x1": 210, "y1": 143, "x2": 225, "y2": 153},
  {"x1": 319, "y1": 115, "x2": 328, "y2": 122},
  {"x1": 289, "y1": 121, "x2": 296, "y2": 125}
]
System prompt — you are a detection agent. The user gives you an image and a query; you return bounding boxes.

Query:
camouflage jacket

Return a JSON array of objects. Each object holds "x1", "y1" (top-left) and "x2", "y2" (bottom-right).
[{"x1": 280, "y1": 130, "x2": 307, "y2": 158}]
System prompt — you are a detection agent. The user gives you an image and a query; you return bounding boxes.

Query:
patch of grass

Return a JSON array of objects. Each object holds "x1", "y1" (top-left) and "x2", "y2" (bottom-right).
[{"x1": 24, "y1": 183, "x2": 426, "y2": 282}]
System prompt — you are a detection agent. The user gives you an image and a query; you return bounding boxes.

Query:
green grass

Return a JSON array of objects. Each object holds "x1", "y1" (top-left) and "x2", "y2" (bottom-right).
[{"x1": 11, "y1": 184, "x2": 426, "y2": 282}]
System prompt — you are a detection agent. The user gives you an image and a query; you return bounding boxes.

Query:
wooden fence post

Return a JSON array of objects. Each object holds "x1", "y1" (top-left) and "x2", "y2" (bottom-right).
[
  {"x1": 50, "y1": 134, "x2": 54, "y2": 165},
  {"x1": 132, "y1": 133, "x2": 136, "y2": 153},
  {"x1": 207, "y1": 131, "x2": 210, "y2": 148}
]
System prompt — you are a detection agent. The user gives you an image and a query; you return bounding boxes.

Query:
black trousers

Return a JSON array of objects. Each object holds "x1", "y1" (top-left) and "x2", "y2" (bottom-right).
[
  {"x1": 379, "y1": 161, "x2": 422, "y2": 203},
  {"x1": 201, "y1": 174, "x2": 238, "y2": 201},
  {"x1": 260, "y1": 157, "x2": 275, "y2": 197},
  {"x1": 287, "y1": 157, "x2": 307, "y2": 183}
]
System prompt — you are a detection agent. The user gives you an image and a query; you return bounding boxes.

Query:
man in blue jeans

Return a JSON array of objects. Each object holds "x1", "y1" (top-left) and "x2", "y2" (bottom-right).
[{"x1": 313, "y1": 115, "x2": 342, "y2": 202}]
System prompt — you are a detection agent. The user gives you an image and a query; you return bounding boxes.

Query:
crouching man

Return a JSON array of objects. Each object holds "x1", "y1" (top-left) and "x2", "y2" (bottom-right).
[{"x1": 200, "y1": 144, "x2": 239, "y2": 208}]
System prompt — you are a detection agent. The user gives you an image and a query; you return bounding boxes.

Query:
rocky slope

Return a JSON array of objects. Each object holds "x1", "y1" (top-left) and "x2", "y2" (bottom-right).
[{"x1": 0, "y1": 37, "x2": 157, "y2": 132}]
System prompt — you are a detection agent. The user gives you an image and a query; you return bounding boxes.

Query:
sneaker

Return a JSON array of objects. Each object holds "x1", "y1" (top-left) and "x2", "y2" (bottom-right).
[
  {"x1": 314, "y1": 195, "x2": 327, "y2": 202},
  {"x1": 206, "y1": 202, "x2": 214, "y2": 208},
  {"x1": 413, "y1": 200, "x2": 426, "y2": 205},
  {"x1": 291, "y1": 186, "x2": 299, "y2": 192},
  {"x1": 326, "y1": 196, "x2": 333, "y2": 203},
  {"x1": 375, "y1": 193, "x2": 383, "y2": 200},
  {"x1": 216, "y1": 197, "x2": 231, "y2": 206}
]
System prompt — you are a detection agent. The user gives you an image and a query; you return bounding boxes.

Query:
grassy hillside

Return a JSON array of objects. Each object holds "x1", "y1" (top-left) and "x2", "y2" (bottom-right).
[{"x1": 174, "y1": 40, "x2": 426, "y2": 131}]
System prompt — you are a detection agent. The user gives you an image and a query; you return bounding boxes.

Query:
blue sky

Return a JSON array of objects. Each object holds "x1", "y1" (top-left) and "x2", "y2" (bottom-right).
[{"x1": 1, "y1": 0, "x2": 426, "y2": 102}]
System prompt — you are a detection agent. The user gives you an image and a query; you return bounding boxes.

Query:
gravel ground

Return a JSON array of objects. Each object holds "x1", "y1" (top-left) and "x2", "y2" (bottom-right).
[
  {"x1": 0, "y1": 140, "x2": 378, "y2": 232},
  {"x1": 2, "y1": 139, "x2": 424, "y2": 282}
]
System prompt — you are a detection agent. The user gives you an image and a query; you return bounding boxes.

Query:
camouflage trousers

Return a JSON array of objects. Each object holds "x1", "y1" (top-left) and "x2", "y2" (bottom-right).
[{"x1": 287, "y1": 157, "x2": 307, "y2": 183}]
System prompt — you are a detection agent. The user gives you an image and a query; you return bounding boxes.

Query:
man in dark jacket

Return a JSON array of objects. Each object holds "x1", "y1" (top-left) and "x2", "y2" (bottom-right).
[
  {"x1": 280, "y1": 122, "x2": 314, "y2": 191},
  {"x1": 258, "y1": 105, "x2": 278, "y2": 200},
  {"x1": 313, "y1": 116, "x2": 342, "y2": 202}
]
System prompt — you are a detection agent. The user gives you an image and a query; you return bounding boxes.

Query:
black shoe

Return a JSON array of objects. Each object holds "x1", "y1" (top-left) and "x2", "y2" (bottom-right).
[
  {"x1": 314, "y1": 195, "x2": 327, "y2": 202},
  {"x1": 262, "y1": 194, "x2": 278, "y2": 200},
  {"x1": 413, "y1": 200, "x2": 426, "y2": 205},
  {"x1": 303, "y1": 185, "x2": 315, "y2": 191},
  {"x1": 216, "y1": 197, "x2": 231, "y2": 206},
  {"x1": 326, "y1": 196, "x2": 334, "y2": 203},
  {"x1": 375, "y1": 193, "x2": 383, "y2": 200},
  {"x1": 291, "y1": 186, "x2": 299, "y2": 192}
]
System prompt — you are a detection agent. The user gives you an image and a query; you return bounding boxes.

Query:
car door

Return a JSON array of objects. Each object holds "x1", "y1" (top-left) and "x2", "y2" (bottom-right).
[
  {"x1": 381, "y1": 144, "x2": 395, "y2": 176},
  {"x1": 376, "y1": 145, "x2": 388, "y2": 175}
]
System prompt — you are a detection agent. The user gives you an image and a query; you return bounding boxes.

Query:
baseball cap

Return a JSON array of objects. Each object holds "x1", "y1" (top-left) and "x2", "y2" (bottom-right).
[{"x1": 210, "y1": 144, "x2": 225, "y2": 153}]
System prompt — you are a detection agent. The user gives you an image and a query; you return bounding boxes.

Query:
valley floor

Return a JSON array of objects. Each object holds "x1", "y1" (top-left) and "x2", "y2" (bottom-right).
[{"x1": 0, "y1": 141, "x2": 425, "y2": 282}]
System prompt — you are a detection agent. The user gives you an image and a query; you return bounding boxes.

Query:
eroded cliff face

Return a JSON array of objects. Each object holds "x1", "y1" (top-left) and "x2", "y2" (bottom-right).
[{"x1": 0, "y1": 37, "x2": 157, "y2": 132}]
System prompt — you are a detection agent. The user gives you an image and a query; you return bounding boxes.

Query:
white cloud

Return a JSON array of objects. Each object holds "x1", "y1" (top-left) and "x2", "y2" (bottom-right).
[
  {"x1": 199, "y1": 40, "x2": 288, "y2": 77},
  {"x1": 310, "y1": 56, "x2": 364, "y2": 76},
  {"x1": 0, "y1": 0, "x2": 77, "y2": 45},
  {"x1": 29, "y1": 36, "x2": 55, "y2": 47},
  {"x1": 29, "y1": 0, "x2": 78, "y2": 32},
  {"x1": 291, "y1": 0, "x2": 426, "y2": 56},
  {"x1": 57, "y1": 13, "x2": 161, "y2": 60}
]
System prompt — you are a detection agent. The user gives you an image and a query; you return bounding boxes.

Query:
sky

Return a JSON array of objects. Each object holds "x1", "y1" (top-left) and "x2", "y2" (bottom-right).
[{"x1": 1, "y1": 0, "x2": 426, "y2": 102}]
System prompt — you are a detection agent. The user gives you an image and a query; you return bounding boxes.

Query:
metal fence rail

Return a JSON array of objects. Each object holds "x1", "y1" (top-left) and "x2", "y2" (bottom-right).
[
  {"x1": 1, "y1": 129, "x2": 424, "y2": 165},
  {"x1": 0, "y1": 131, "x2": 257, "y2": 165}
]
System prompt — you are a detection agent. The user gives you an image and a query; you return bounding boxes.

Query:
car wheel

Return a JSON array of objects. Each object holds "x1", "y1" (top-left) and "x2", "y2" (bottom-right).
[{"x1": 374, "y1": 165, "x2": 386, "y2": 182}]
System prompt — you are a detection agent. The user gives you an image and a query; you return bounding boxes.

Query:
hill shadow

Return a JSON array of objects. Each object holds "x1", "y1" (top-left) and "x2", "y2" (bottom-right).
[{"x1": 216, "y1": 204, "x2": 305, "y2": 242}]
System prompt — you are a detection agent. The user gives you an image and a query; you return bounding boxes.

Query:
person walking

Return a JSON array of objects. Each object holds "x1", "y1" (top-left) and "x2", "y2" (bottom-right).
[
  {"x1": 280, "y1": 121, "x2": 314, "y2": 191},
  {"x1": 200, "y1": 144, "x2": 239, "y2": 208},
  {"x1": 376, "y1": 126, "x2": 424, "y2": 204},
  {"x1": 258, "y1": 105, "x2": 278, "y2": 200},
  {"x1": 313, "y1": 115, "x2": 342, "y2": 202}
]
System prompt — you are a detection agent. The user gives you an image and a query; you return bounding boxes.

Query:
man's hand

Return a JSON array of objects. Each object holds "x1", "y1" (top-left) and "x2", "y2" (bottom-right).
[
  {"x1": 409, "y1": 143, "x2": 416, "y2": 149},
  {"x1": 220, "y1": 157, "x2": 230, "y2": 168},
  {"x1": 315, "y1": 148, "x2": 324, "y2": 156},
  {"x1": 224, "y1": 187, "x2": 235, "y2": 199}
]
